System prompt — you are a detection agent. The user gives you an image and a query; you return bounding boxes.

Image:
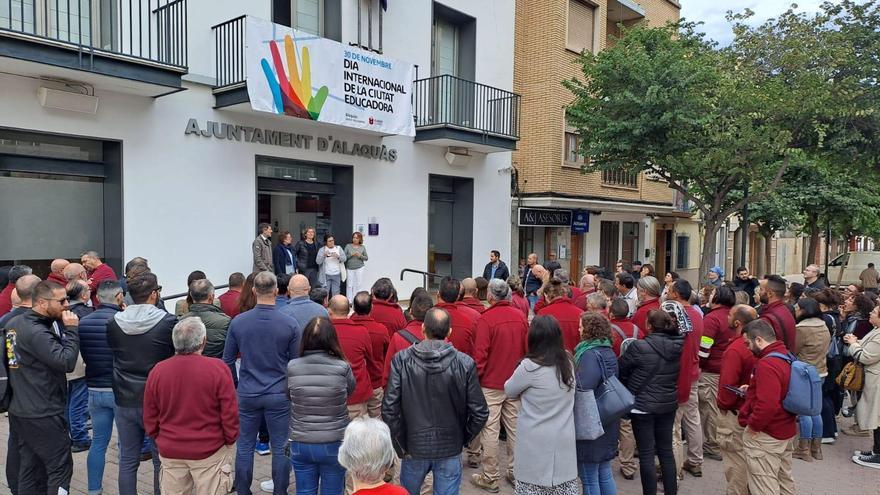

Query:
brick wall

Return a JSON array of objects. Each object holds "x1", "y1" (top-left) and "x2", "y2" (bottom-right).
[{"x1": 513, "y1": 0, "x2": 680, "y2": 203}]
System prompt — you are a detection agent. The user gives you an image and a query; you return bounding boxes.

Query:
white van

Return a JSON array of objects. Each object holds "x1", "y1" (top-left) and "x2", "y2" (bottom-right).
[{"x1": 825, "y1": 251, "x2": 880, "y2": 287}]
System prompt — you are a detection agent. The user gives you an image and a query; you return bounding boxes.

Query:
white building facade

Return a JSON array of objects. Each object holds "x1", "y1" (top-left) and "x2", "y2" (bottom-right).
[{"x1": 0, "y1": 0, "x2": 518, "y2": 297}]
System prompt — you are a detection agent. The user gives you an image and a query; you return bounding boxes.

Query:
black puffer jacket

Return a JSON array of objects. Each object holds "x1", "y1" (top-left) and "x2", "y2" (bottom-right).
[
  {"x1": 619, "y1": 332, "x2": 683, "y2": 414},
  {"x1": 382, "y1": 339, "x2": 488, "y2": 459}
]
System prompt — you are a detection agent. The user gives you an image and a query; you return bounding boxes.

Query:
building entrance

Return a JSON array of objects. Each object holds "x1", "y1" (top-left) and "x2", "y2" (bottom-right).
[{"x1": 428, "y1": 175, "x2": 473, "y2": 285}]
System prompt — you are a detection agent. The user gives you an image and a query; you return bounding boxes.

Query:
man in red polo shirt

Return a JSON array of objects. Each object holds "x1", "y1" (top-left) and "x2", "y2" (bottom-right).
[
  {"x1": 218, "y1": 273, "x2": 244, "y2": 318},
  {"x1": 716, "y1": 304, "x2": 758, "y2": 495},
  {"x1": 143, "y1": 317, "x2": 239, "y2": 494},
  {"x1": 470, "y1": 279, "x2": 528, "y2": 493},
  {"x1": 758, "y1": 275, "x2": 797, "y2": 350},
  {"x1": 665, "y1": 280, "x2": 705, "y2": 478},
  {"x1": 81, "y1": 251, "x2": 117, "y2": 307},
  {"x1": 536, "y1": 278, "x2": 582, "y2": 352},
  {"x1": 460, "y1": 278, "x2": 487, "y2": 314},
  {"x1": 739, "y1": 319, "x2": 797, "y2": 495},
  {"x1": 350, "y1": 291, "x2": 391, "y2": 418},
  {"x1": 434, "y1": 277, "x2": 479, "y2": 356},
  {"x1": 370, "y1": 278, "x2": 407, "y2": 336},
  {"x1": 383, "y1": 292, "x2": 434, "y2": 383},
  {"x1": 698, "y1": 285, "x2": 736, "y2": 462},
  {"x1": 328, "y1": 296, "x2": 379, "y2": 420}
]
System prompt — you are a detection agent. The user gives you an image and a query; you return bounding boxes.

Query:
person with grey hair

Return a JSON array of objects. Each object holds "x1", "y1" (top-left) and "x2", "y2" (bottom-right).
[
  {"x1": 586, "y1": 292, "x2": 608, "y2": 315},
  {"x1": 633, "y1": 275, "x2": 663, "y2": 332},
  {"x1": 78, "y1": 279, "x2": 125, "y2": 494},
  {"x1": 181, "y1": 279, "x2": 231, "y2": 359},
  {"x1": 66, "y1": 279, "x2": 94, "y2": 319},
  {"x1": 339, "y1": 418, "x2": 407, "y2": 495},
  {"x1": 144, "y1": 317, "x2": 239, "y2": 494},
  {"x1": 471, "y1": 277, "x2": 529, "y2": 492},
  {"x1": 223, "y1": 270, "x2": 302, "y2": 495}
]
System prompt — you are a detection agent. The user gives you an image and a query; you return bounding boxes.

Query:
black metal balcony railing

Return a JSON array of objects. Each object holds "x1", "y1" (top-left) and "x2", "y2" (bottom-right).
[
  {"x1": 212, "y1": 15, "x2": 245, "y2": 88},
  {"x1": 413, "y1": 74, "x2": 521, "y2": 140},
  {"x1": 0, "y1": 0, "x2": 187, "y2": 68},
  {"x1": 602, "y1": 169, "x2": 639, "y2": 188}
]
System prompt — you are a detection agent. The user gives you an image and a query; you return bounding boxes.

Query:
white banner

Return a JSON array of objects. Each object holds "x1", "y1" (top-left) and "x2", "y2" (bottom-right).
[{"x1": 246, "y1": 17, "x2": 415, "y2": 137}]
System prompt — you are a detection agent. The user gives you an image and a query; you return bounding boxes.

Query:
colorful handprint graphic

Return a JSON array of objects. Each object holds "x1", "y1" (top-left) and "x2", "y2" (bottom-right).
[{"x1": 260, "y1": 34, "x2": 329, "y2": 119}]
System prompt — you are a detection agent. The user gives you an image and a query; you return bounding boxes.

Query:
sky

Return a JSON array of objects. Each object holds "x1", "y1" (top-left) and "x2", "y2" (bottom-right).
[{"x1": 680, "y1": 0, "x2": 825, "y2": 45}]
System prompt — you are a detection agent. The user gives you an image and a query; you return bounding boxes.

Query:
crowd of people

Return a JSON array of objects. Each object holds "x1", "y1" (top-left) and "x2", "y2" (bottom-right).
[{"x1": 2, "y1": 241, "x2": 880, "y2": 495}]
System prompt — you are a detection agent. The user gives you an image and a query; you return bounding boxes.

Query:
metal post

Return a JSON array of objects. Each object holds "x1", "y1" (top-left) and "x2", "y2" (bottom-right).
[
  {"x1": 824, "y1": 219, "x2": 831, "y2": 283},
  {"x1": 356, "y1": 0, "x2": 361, "y2": 48},
  {"x1": 740, "y1": 183, "x2": 748, "y2": 270},
  {"x1": 367, "y1": 0, "x2": 372, "y2": 51}
]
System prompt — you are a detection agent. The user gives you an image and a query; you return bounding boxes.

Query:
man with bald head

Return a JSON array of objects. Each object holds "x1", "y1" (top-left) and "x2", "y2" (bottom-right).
[
  {"x1": 48, "y1": 259, "x2": 69, "y2": 285},
  {"x1": 328, "y1": 295, "x2": 379, "y2": 420},
  {"x1": 279, "y1": 273, "x2": 328, "y2": 328},
  {"x1": 521, "y1": 252, "x2": 541, "y2": 308},
  {"x1": 1, "y1": 273, "x2": 40, "y2": 493},
  {"x1": 460, "y1": 278, "x2": 486, "y2": 313},
  {"x1": 574, "y1": 274, "x2": 597, "y2": 310},
  {"x1": 0, "y1": 265, "x2": 32, "y2": 317},
  {"x1": 63, "y1": 263, "x2": 88, "y2": 283},
  {"x1": 716, "y1": 304, "x2": 759, "y2": 495}
]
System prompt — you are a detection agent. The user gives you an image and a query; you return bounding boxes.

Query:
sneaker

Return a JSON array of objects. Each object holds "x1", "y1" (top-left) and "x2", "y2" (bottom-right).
[
  {"x1": 842, "y1": 407, "x2": 855, "y2": 418},
  {"x1": 821, "y1": 437, "x2": 836, "y2": 445},
  {"x1": 682, "y1": 461, "x2": 702, "y2": 478},
  {"x1": 255, "y1": 442, "x2": 271, "y2": 455},
  {"x1": 260, "y1": 480, "x2": 274, "y2": 493},
  {"x1": 854, "y1": 449, "x2": 874, "y2": 457},
  {"x1": 467, "y1": 455, "x2": 480, "y2": 469},
  {"x1": 71, "y1": 442, "x2": 91, "y2": 453},
  {"x1": 470, "y1": 474, "x2": 500, "y2": 493},
  {"x1": 853, "y1": 453, "x2": 880, "y2": 469}
]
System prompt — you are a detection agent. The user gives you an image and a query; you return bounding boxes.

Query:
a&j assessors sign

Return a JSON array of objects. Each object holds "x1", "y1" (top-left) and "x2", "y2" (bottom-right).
[{"x1": 246, "y1": 16, "x2": 416, "y2": 137}]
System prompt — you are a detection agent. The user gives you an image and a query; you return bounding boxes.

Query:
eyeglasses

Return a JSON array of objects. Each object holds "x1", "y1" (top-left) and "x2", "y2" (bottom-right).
[
  {"x1": 152, "y1": 286, "x2": 163, "y2": 293},
  {"x1": 46, "y1": 297, "x2": 69, "y2": 304}
]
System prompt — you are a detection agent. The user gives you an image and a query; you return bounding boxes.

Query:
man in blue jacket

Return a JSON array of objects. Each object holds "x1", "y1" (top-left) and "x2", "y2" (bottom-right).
[
  {"x1": 78, "y1": 280, "x2": 124, "y2": 495},
  {"x1": 223, "y1": 271, "x2": 302, "y2": 495}
]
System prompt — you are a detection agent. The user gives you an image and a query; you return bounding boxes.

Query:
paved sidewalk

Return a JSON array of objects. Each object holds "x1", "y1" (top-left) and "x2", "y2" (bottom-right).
[{"x1": 1, "y1": 414, "x2": 879, "y2": 494}]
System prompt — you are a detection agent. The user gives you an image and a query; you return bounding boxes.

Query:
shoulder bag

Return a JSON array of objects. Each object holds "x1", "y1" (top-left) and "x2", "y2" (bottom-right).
[
  {"x1": 593, "y1": 349, "x2": 635, "y2": 425},
  {"x1": 574, "y1": 387, "x2": 604, "y2": 441}
]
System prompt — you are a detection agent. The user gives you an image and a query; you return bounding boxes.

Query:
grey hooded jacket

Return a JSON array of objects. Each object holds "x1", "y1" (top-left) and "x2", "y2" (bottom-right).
[
  {"x1": 107, "y1": 304, "x2": 176, "y2": 407},
  {"x1": 287, "y1": 350, "x2": 355, "y2": 443}
]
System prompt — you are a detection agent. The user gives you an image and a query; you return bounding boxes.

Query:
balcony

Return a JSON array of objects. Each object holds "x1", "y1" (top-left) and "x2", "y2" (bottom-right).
[
  {"x1": 0, "y1": 0, "x2": 188, "y2": 97},
  {"x1": 602, "y1": 169, "x2": 639, "y2": 189},
  {"x1": 412, "y1": 74, "x2": 520, "y2": 153},
  {"x1": 607, "y1": 0, "x2": 646, "y2": 21}
]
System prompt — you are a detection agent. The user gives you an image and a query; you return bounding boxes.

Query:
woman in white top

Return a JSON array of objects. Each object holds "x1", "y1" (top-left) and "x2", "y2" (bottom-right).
[{"x1": 317, "y1": 233, "x2": 346, "y2": 296}]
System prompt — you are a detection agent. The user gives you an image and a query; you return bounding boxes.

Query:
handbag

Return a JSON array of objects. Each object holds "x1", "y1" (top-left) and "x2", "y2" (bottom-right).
[
  {"x1": 837, "y1": 360, "x2": 865, "y2": 392},
  {"x1": 574, "y1": 388, "x2": 605, "y2": 441},
  {"x1": 594, "y1": 351, "x2": 635, "y2": 425}
]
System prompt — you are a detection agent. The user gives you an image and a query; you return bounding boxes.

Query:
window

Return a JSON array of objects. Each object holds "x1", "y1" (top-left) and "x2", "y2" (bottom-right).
[
  {"x1": 292, "y1": 0, "x2": 322, "y2": 35},
  {"x1": 564, "y1": 132, "x2": 587, "y2": 165},
  {"x1": 567, "y1": 0, "x2": 595, "y2": 53},
  {"x1": 676, "y1": 235, "x2": 689, "y2": 269},
  {"x1": 602, "y1": 169, "x2": 638, "y2": 188},
  {"x1": 621, "y1": 222, "x2": 640, "y2": 263}
]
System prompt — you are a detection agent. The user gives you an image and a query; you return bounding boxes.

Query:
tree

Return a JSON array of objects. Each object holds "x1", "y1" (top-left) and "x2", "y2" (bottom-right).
[{"x1": 564, "y1": 22, "x2": 794, "y2": 278}]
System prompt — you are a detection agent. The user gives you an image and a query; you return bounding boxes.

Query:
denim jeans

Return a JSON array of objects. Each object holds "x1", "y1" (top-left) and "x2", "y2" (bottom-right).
[
  {"x1": 289, "y1": 441, "x2": 345, "y2": 495},
  {"x1": 235, "y1": 393, "x2": 290, "y2": 495},
  {"x1": 527, "y1": 295, "x2": 538, "y2": 309},
  {"x1": 325, "y1": 274, "x2": 342, "y2": 296},
  {"x1": 87, "y1": 390, "x2": 116, "y2": 494},
  {"x1": 116, "y1": 405, "x2": 160, "y2": 495},
  {"x1": 400, "y1": 455, "x2": 462, "y2": 495},
  {"x1": 67, "y1": 378, "x2": 90, "y2": 444},
  {"x1": 631, "y1": 411, "x2": 677, "y2": 495},
  {"x1": 578, "y1": 461, "x2": 617, "y2": 495},
  {"x1": 798, "y1": 414, "x2": 823, "y2": 439}
]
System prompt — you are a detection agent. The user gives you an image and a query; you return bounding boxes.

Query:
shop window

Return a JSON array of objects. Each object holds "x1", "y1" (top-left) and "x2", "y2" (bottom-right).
[
  {"x1": 567, "y1": 0, "x2": 595, "y2": 54},
  {"x1": 676, "y1": 235, "x2": 689, "y2": 270}
]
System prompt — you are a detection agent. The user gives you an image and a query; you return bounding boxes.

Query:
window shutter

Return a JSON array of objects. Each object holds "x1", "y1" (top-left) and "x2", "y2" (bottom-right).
[{"x1": 567, "y1": 0, "x2": 595, "y2": 53}]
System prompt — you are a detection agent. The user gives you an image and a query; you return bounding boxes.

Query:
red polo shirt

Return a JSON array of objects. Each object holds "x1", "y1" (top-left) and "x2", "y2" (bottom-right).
[
  {"x1": 738, "y1": 340, "x2": 797, "y2": 440},
  {"x1": 383, "y1": 319, "x2": 427, "y2": 383},
  {"x1": 87, "y1": 263, "x2": 117, "y2": 307},
  {"x1": 333, "y1": 318, "x2": 378, "y2": 405},
  {"x1": 473, "y1": 300, "x2": 529, "y2": 390},
  {"x1": 218, "y1": 289, "x2": 241, "y2": 318},
  {"x1": 434, "y1": 301, "x2": 479, "y2": 356},
  {"x1": 536, "y1": 297, "x2": 583, "y2": 352},
  {"x1": 609, "y1": 318, "x2": 645, "y2": 357},
  {"x1": 717, "y1": 335, "x2": 756, "y2": 412},
  {"x1": 371, "y1": 299, "x2": 407, "y2": 337},
  {"x1": 460, "y1": 296, "x2": 487, "y2": 314},
  {"x1": 350, "y1": 314, "x2": 390, "y2": 388},
  {"x1": 759, "y1": 300, "x2": 797, "y2": 351},
  {"x1": 632, "y1": 297, "x2": 660, "y2": 333}
]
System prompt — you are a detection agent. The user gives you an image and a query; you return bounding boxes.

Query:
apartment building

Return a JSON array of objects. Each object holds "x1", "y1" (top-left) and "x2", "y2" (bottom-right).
[
  {"x1": 512, "y1": 0, "x2": 701, "y2": 281},
  {"x1": 0, "y1": 0, "x2": 519, "y2": 296}
]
